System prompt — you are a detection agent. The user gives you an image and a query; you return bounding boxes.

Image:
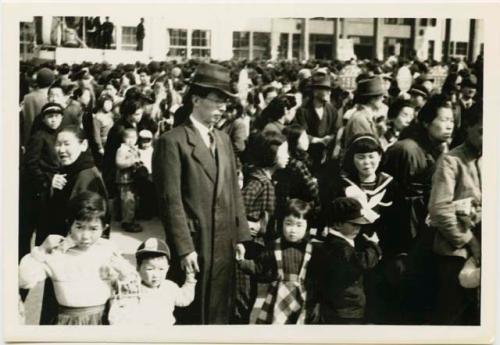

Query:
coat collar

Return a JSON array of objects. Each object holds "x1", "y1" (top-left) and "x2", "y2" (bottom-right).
[{"x1": 185, "y1": 119, "x2": 217, "y2": 183}]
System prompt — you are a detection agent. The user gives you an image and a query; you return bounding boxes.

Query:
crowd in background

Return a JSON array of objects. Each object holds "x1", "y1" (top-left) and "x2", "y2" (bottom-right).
[{"x1": 18, "y1": 52, "x2": 483, "y2": 325}]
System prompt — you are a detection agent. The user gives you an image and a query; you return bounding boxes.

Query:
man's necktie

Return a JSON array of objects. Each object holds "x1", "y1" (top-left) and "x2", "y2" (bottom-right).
[{"x1": 208, "y1": 130, "x2": 216, "y2": 157}]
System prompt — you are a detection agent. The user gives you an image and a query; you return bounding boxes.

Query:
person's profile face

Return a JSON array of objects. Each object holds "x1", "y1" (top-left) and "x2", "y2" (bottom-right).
[
  {"x1": 195, "y1": 91, "x2": 228, "y2": 127},
  {"x1": 275, "y1": 142, "x2": 289, "y2": 169},
  {"x1": 426, "y1": 107, "x2": 454, "y2": 143},
  {"x1": 313, "y1": 88, "x2": 331, "y2": 102}
]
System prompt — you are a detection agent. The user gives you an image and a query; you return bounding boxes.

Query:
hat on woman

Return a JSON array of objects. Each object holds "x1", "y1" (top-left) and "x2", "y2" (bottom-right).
[
  {"x1": 189, "y1": 63, "x2": 236, "y2": 98},
  {"x1": 356, "y1": 77, "x2": 385, "y2": 97}
]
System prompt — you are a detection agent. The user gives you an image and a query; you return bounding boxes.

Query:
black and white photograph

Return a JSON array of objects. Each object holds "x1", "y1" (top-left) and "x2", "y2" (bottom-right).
[{"x1": 2, "y1": 2, "x2": 499, "y2": 344}]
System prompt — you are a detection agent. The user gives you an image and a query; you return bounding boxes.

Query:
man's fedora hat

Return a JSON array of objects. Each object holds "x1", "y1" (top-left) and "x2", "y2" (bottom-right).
[
  {"x1": 310, "y1": 72, "x2": 333, "y2": 89},
  {"x1": 189, "y1": 63, "x2": 236, "y2": 98},
  {"x1": 356, "y1": 76, "x2": 385, "y2": 97}
]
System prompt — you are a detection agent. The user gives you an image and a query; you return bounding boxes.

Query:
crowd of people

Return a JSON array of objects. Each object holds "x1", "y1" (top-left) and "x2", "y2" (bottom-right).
[{"x1": 18, "y1": 53, "x2": 483, "y2": 326}]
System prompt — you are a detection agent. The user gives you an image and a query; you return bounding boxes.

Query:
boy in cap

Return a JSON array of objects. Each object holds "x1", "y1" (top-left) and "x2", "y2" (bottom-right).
[
  {"x1": 314, "y1": 197, "x2": 381, "y2": 324},
  {"x1": 109, "y1": 238, "x2": 197, "y2": 325}
]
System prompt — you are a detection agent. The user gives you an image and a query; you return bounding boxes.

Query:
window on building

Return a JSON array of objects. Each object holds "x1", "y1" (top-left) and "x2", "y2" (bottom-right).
[
  {"x1": 168, "y1": 28, "x2": 188, "y2": 57},
  {"x1": 383, "y1": 37, "x2": 411, "y2": 59},
  {"x1": 253, "y1": 32, "x2": 271, "y2": 60},
  {"x1": 20, "y1": 22, "x2": 34, "y2": 61},
  {"x1": 442, "y1": 41, "x2": 454, "y2": 56},
  {"x1": 455, "y1": 42, "x2": 468, "y2": 56},
  {"x1": 403, "y1": 18, "x2": 413, "y2": 25},
  {"x1": 384, "y1": 18, "x2": 398, "y2": 25},
  {"x1": 121, "y1": 26, "x2": 137, "y2": 51},
  {"x1": 232, "y1": 31, "x2": 250, "y2": 59},
  {"x1": 430, "y1": 18, "x2": 437, "y2": 26},
  {"x1": 310, "y1": 34, "x2": 333, "y2": 59},
  {"x1": 191, "y1": 29, "x2": 211, "y2": 58},
  {"x1": 278, "y1": 33, "x2": 289, "y2": 59},
  {"x1": 292, "y1": 33, "x2": 301, "y2": 59},
  {"x1": 420, "y1": 18, "x2": 428, "y2": 26}
]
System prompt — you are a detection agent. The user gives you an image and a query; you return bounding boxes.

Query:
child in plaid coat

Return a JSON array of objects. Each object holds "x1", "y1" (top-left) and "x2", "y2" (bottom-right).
[
  {"x1": 234, "y1": 131, "x2": 289, "y2": 324},
  {"x1": 237, "y1": 199, "x2": 316, "y2": 324}
]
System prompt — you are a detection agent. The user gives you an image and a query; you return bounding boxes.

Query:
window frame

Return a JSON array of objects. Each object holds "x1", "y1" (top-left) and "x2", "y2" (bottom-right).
[{"x1": 121, "y1": 26, "x2": 137, "y2": 51}]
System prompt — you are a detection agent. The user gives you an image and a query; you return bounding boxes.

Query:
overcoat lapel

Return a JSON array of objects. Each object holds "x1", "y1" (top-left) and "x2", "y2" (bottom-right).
[
  {"x1": 214, "y1": 130, "x2": 228, "y2": 198},
  {"x1": 185, "y1": 122, "x2": 217, "y2": 183}
]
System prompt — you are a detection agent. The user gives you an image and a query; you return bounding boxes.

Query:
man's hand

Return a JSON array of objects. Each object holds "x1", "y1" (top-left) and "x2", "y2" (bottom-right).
[
  {"x1": 181, "y1": 251, "x2": 200, "y2": 274},
  {"x1": 235, "y1": 243, "x2": 246, "y2": 261}
]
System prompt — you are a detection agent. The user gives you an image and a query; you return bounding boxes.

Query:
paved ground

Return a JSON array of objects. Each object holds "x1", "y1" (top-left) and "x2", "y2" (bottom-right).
[{"x1": 23, "y1": 218, "x2": 165, "y2": 325}]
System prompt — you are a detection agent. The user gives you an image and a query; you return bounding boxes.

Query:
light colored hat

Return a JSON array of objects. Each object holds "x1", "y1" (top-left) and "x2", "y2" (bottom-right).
[{"x1": 139, "y1": 129, "x2": 153, "y2": 140}]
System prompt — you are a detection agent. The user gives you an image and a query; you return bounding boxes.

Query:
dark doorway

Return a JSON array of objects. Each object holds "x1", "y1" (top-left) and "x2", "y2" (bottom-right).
[{"x1": 314, "y1": 44, "x2": 333, "y2": 60}]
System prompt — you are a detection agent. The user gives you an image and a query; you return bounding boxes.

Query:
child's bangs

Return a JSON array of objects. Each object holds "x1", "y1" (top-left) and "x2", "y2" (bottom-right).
[{"x1": 73, "y1": 207, "x2": 107, "y2": 226}]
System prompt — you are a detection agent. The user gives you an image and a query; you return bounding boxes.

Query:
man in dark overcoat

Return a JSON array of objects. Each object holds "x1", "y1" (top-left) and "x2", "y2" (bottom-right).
[
  {"x1": 152, "y1": 63, "x2": 250, "y2": 324},
  {"x1": 293, "y1": 72, "x2": 340, "y2": 174}
]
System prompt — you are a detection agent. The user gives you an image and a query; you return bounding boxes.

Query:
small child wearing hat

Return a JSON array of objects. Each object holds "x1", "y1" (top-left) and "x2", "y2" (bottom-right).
[
  {"x1": 21, "y1": 103, "x2": 65, "y2": 254},
  {"x1": 108, "y1": 237, "x2": 197, "y2": 325},
  {"x1": 115, "y1": 128, "x2": 143, "y2": 232},
  {"x1": 315, "y1": 197, "x2": 382, "y2": 324}
]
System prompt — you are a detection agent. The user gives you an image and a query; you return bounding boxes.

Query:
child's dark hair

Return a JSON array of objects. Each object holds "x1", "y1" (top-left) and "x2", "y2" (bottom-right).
[
  {"x1": 249, "y1": 131, "x2": 286, "y2": 168},
  {"x1": 387, "y1": 99, "x2": 414, "y2": 120},
  {"x1": 66, "y1": 191, "x2": 110, "y2": 230},
  {"x1": 97, "y1": 94, "x2": 114, "y2": 111},
  {"x1": 284, "y1": 198, "x2": 312, "y2": 219},
  {"x1": 283, "y1": 123, "x2": 306, "y2": 157},
  {"x1": 342, "y1": 133, "x2": 383, "y2": 178},
  {"x1": 136, "y1": 252, "x2": 168, "y2": 268},
  {"x1": 121, "y1": 128, "x2": 137, "y2": 141}
]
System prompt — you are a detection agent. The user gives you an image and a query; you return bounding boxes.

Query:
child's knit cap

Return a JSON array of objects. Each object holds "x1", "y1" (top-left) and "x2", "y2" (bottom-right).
[{"x1": 136, "y1": 238, "x2": 171, "y2": 261}]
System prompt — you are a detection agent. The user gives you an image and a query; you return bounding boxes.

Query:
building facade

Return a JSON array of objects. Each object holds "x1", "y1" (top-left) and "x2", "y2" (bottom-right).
[{"x1": 20, "y1": 16, "x2": 484, "y2": 64}]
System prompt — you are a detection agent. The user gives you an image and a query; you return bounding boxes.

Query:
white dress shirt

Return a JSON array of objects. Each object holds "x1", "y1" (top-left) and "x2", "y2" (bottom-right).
[{"x1": 190, "y1": 115, "x2": 213, "y2": 150}]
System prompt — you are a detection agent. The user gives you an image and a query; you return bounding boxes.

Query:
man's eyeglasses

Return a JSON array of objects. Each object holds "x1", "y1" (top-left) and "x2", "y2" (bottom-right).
[{"x1": 204, "y1": 96, "x2": 229, "y2": 105}]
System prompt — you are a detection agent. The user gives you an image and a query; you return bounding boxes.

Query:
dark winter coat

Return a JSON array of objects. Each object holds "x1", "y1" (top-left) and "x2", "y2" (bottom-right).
[
  {"x1": 37, "y1": 151, "x2": 108, "y2": 244},
  {"x1": 313, "y1": 233, "x2": 381, "y2": 322}
]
